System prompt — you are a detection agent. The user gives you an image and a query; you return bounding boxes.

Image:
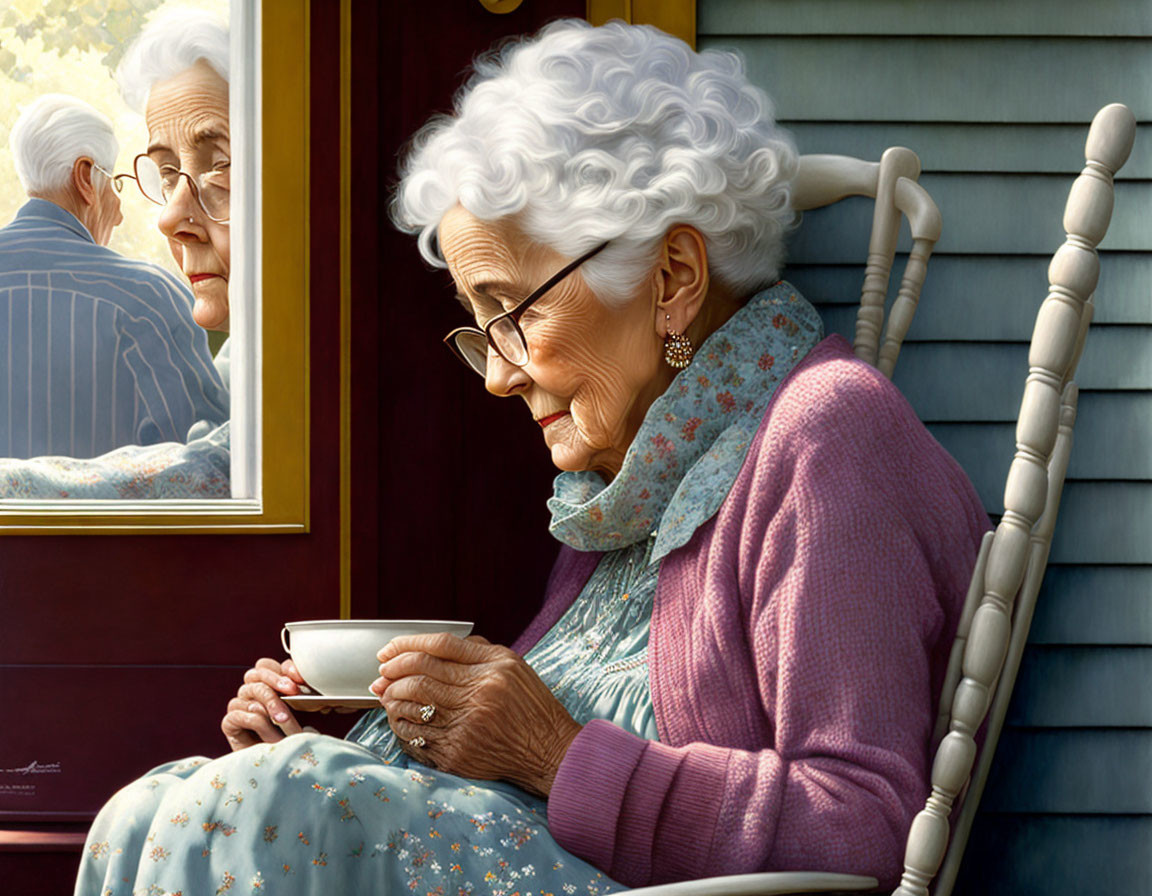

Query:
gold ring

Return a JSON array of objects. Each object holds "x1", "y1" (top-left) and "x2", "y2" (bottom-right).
[
  {"x1": 408, "y1": 736, "x2": 426, "y2": 748},
  {"x1": 419, "y1": 703, "x2": 436, "y2": 723}
]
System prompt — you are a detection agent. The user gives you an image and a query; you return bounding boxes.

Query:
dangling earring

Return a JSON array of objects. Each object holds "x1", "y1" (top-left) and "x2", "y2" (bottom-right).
[{"x1": 663, "y1": 313, "x2": 693, "y2": 368}]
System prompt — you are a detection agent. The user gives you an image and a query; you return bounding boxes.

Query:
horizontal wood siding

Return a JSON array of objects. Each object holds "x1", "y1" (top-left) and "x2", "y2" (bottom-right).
[
  {"x1": 735, "y1": 37, "x2": 1152, "y2": 123},
  {"x1": 784, "y1": 123, "x2": 1152, "y2": 178},
  {"x1": 962, "y1": 816, "x2": 1152, "y2": 896},
  {"x1": 982, "y1": 730, "x2": 1152, "y2": 811},
  {"x1": 1008, "y1": 649, "x2": 1152, "y2": 726},
  {"x1": 701, "y1": 0, "x2": 1152, "y2": 35},
  {"x1": 790, "y1": 254, "x2": 1152, "y2": 328},
  {"x1": 699, "y1": 2, "x2": 1151, "y2": 893},
  {"x1": 1031, "y1": 568, "x2": 1152, "y2": 644}
]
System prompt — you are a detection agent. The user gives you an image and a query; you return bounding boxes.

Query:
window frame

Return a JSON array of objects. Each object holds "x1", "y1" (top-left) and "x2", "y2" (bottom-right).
[{"x1": 0, "y1": 0, "x2": 310, "y2": 534}]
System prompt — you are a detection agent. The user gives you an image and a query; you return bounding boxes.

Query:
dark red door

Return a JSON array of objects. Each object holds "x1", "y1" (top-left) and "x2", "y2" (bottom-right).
[
  {"x1": 349, "y1": 0, "x2": 586, "y2": 639},
  {"x1": 0, "y1": 2, "x2": 582, "y2": 892}
]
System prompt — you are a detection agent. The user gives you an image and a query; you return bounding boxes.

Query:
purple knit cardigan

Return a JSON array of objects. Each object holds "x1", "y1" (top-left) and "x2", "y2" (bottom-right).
[{"x1": 512, "y1": 335, "x2": 990, "y2": 889}]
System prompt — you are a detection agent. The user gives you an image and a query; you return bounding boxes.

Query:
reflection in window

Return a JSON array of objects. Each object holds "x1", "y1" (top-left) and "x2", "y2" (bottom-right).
[{"x1": 0, "y1": 0, "x2": 249, "y2": 501}]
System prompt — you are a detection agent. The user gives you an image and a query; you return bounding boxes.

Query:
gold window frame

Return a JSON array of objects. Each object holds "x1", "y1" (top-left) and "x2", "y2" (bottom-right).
[
  {"x1": 0, "y1": 1, "x2": 311, "y2": 534},
  {"x1": 586, "y1": 0, "x2": 696, "y2": 48}
]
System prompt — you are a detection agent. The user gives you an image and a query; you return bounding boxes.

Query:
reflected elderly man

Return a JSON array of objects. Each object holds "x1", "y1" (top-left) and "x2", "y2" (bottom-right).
[{"x1": 0, "y1": 94, "x2": 227, "y2": 459}]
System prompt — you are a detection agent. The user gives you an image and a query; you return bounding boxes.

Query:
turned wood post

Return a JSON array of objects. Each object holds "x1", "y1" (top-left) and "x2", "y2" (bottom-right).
[{"x1": 893, "y1": 103, "x2": 1135, "y2": 896}]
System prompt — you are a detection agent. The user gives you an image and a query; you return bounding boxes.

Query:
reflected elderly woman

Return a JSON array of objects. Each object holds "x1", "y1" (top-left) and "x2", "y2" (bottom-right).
[
  {"x1": 77, "y1": 20, "x2": 989, "y2": 894},
  {"x1": 0, "y1": 12, "x2": 232, "y2": 498},
  {"x1": 118, "y1": 12, "x2": 232, "y2": 334}
]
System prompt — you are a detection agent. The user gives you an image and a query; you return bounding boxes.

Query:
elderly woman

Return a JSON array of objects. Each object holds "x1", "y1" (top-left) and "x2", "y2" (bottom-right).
[
  {"x1": 77, "y1": 19, "x2": 989, "y2": 895},
  {"x1": 0, "y1": 12, "x2": 231, "y2": 498},
  {"x1": 118, "y1": 12, "x2": 232, "y2": 334}
]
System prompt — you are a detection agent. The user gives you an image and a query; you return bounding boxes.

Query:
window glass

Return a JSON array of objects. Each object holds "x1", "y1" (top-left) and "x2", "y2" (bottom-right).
[{"x1": 0, "y1": 0, "x2": 258, "y2": 507}]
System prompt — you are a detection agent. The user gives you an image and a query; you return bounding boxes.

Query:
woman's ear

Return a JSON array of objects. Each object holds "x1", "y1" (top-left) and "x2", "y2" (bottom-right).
[{"x1": 654, "y1": 225, "x2": 710, "y2": 337}]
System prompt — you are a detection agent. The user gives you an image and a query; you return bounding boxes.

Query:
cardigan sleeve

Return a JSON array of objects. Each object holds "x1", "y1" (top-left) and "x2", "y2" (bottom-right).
[
  {"x1": 549, "y1": 719, "x2": 739, "y2": 883},
  {"x1": 547, "y1": 345, "x2": 989, "y2": 889}
]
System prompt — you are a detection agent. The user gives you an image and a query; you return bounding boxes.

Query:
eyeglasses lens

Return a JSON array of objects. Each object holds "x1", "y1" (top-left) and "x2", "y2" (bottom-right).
[
  {"x1": 134, "y1": 156, "x2": 230, "y2": 222},
  {"x1": 453, "y1": 331, "x2": 490, "y2": 376},
  {"x1": 489, "y1": 318, "x2": 528, "y2": 367},
  {"x1": 197, "y1": 180, "x2": 230, "y2": 221},
  {"x1": 136, "y1": 157, "x2": 165, "y2": 205}
]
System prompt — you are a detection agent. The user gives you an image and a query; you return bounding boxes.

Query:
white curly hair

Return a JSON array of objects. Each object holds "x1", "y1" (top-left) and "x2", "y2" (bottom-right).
[
  {"x1": 9, "y1": 94, "x2": 119, "y2": 194},
  {"x1": 115, "y1": 8, "x2": 229, "y2": 114},
  {"x1": 392, "y1": 18, "x2": 798, "y2": 306}
]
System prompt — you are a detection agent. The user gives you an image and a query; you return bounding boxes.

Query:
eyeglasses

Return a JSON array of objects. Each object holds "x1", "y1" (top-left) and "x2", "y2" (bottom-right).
[
  {"x1": 116, "y1": 153, "x2": 230, "y2": 224},
  {"x1": 444, "y1": 241, "x2": 609, "y2": 377},
  {"x1": 93, "y1": 164, "x2": 136, "y2": 202}
]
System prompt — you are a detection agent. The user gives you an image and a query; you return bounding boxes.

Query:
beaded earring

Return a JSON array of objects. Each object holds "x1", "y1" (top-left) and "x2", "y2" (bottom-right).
[{"x1": 663, "y1": 314, "x2": 693, "y2": 368}]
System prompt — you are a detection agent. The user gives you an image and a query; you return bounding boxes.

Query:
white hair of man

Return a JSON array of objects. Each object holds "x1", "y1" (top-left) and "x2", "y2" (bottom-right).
[
  {"x1": 9, "y1": 94, "x2": 119, "y2": 195},
  {"x1": 115, "y1": 9, "x2": 230, "y2": 113},
  {"x1": 393, "y1": 19, "x2": 798, "y2": 306}
]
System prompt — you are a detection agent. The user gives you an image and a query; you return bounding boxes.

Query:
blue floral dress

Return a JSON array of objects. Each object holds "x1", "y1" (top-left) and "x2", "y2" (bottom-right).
[
  {"x1": 0, "y1": 422, "x2": 230, "y2": 499},
  {"x1": 75, "y1": 284, "x2": 822, "y2": 896}
]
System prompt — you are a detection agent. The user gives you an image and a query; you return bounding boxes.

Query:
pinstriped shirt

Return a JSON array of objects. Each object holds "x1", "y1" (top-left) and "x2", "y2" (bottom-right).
[{"x1": 0, "y1": 199, "x2": 229, "y2": 459}]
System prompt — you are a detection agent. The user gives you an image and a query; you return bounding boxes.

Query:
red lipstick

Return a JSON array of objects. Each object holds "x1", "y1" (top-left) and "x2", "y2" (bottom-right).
[{"x1": 537, "y1": 410, "x2": 570, "y2": 428}]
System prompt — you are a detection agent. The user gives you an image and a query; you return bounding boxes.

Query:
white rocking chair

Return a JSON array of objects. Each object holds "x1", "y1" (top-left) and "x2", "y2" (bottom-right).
[
  {"x1": 620, "y1": 102, "x2": 1136, "y2": 896},
  {"x1": 791, "y1": 144, "x2": 942, "y2": 379}
]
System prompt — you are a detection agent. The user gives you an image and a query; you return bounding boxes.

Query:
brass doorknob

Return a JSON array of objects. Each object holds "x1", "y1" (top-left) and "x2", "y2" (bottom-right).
[{"x1": 478, "y1": 0, "x2": 525, "y2": 12}]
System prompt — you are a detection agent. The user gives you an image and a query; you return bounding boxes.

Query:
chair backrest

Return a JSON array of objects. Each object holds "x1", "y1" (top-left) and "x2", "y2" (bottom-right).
[
  {"x1": 893, "y1": 103, "x2": 1136, "y2": 896},
  {"x1": 793, "y1": 147, "x2": 942, "y2": 377},
  {"x1": 621, "y1": 111, "x2": 1134, "y2": 896}
]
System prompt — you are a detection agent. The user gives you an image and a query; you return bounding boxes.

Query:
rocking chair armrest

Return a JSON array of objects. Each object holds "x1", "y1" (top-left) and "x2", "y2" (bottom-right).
[
  {"x1": 622, "y1": 871, "x2": 880, "y2": 896},
  {"x1": 792, "y1": 154, "x2": 882, "y2": 210}
]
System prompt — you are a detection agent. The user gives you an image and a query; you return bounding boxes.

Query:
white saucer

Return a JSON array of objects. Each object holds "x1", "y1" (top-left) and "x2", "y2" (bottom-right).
[{"x1": 283, "y1": 695, "x2": 380, "y2": 710}]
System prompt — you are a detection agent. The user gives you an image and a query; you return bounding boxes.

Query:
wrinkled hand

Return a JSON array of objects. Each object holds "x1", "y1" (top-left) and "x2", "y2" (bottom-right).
[
  {"x1": 221, "y1": 658, "x2": 309, "y2": 751},
  {"x1": 372, "y1": 634, "x2": 582, "y2": 797}
]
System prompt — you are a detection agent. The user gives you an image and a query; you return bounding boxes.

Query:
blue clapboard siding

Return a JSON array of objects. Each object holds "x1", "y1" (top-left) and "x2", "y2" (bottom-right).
[
  {"x1": 1032, "y1": 568, "x2": 1152, "y2": 644},
  {"x1": 701, "y1": 0, "x2": 1152, "y2": 35},
  {"x1": 789, "y1": 180, "x2": 1148, "y2": 259},
  {"x1": 735, "y1": 38, "x2": 1152, "y2": 123},
  {"x1": 1049, "y1": 485, "x2": 1152, "y2": 565},
  {"x1": 785, "y1": 123, "x2": 1152, "y2": 179},
  {"x1": 962, "y1": 816, "x2": 1152, "y2": 896},
  {"x1": 1008, "y1": 649, "x2": 1152, "y2": 727},
  {"x1": 698, "y1": 2, "x2": 1152, "y2": 893},
  {"x1": 982, "y1": 730, "x2": 1152, "y2": 810},
  {"x1": 896, "y1": 337, "x2": 1152, "y2": 415},
  {"x1": 791, "y1": 254, "x2": 1152, "y2": 329},
  {"x1": 928, "y1": 401, "x2": 1152, "y2": 493}
]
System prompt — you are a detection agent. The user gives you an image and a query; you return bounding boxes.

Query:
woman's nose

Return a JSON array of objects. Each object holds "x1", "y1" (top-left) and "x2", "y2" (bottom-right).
[
  {"x1": 156, "y1": 178, "x2": 203, "y2": 241},
  {"x1": 484, "y1": 348, "x2": 531, "y2": 397}
]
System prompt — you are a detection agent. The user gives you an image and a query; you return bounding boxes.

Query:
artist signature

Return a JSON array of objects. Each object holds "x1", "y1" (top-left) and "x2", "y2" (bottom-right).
[{"x1": 2, "y1": 760, "x2": 62, "y2": 775}]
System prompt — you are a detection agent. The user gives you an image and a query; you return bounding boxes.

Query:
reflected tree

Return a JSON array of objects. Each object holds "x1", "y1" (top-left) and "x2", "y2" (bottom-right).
[{"x1": 1, "y1": 0, "x2": 163, "y2": 78}]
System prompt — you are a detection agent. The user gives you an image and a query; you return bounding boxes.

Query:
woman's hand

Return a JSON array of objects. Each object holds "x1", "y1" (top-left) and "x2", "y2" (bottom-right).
[
  {"x1": 373, "y1": 634, "x2": 582, "y2": 797},
  {"x1": 220, "y1": 658, "x2": 308, "y2": 751}
]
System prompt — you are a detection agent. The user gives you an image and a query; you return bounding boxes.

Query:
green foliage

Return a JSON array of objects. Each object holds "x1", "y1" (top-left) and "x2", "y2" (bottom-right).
[
  {"x1": 1, "y1": 0, "x2": 164, "y2": 73},
  {"x1": 0, "y1": 0, "x2": 228, "y2": 273}
]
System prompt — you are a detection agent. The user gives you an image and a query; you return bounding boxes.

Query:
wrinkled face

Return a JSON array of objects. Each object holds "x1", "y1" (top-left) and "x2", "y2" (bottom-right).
[
  {"x1": 88, "y1": 173, "x2": 123, "y2": 247},
  {"x1": 439, "y1": 206, "x2": 669, "y2": 478},
  {"x1": 147, "y1": 59, "x2": 231, "y2": 331}
]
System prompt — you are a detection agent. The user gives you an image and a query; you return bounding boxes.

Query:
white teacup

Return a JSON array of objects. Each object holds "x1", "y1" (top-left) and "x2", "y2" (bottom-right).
[{"x1": 280, "y1": 619, "x2": 474, "y2": 697}]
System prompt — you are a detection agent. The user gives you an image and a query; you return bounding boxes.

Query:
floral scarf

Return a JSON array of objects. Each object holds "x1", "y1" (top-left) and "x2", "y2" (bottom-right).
[{"x1": 548, "y1": 281, "x2": 823, "y2": 563}]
